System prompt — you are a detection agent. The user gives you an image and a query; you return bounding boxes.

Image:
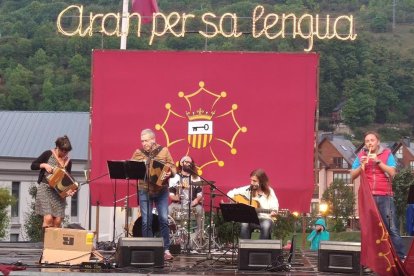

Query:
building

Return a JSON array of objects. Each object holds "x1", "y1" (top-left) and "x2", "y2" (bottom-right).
[
  {"x1": 0, "y1": 111, "x2": 135, "y2": 242},
  {"x1": 0, "y1": 111, "x2": 90, "y2": 241},
  {"x1": 316, "y1": 132, "x2": 414, "y2": 230},
  {"x1": 315, "y1": 133, "x2": 359, "y2": 224},
  {"x1": 392, "y1": 137, "x2": 414, "y2": 170}
]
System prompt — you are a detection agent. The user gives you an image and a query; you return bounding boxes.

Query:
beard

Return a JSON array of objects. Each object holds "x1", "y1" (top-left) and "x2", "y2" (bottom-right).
[
  {"x1": 182, "y1": 164, "x2": 193, "y2": 173},
  {"x1": 251, "y1": 184, "x2": 259, "y2": 190}
]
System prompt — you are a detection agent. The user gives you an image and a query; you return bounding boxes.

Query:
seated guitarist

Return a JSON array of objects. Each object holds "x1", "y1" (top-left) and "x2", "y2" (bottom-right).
[{"x1": 226, "y1": 168, "x2": 279, "y2": 239}]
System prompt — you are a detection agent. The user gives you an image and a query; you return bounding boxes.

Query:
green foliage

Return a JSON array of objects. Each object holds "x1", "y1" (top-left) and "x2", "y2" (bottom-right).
[
  {"x1": 272, "y1": 213, "x2": 298, "y2": 241},
  {"x1": 318, "y1": 118, "x2": 335, "y2": 131},
  {"x1": 212, "y1": 211, "x2": 240, "y2": 244},
  {"x1": 322, "y1": 179, "x2": 355, "y2": 232},
  {"x1": 0, "y1": 0, "x2": 412, "y2": 137},
  {"x1": 24, "y1": 184, "x2": 43, "y2": 242},
  {"x1": 329, "y1": 231, "x2": 361, "y2": 242},
  {"x1": 0, "y1": 188, "x2": 16, "y2": 239},
  {"x1": 393, "y1": 167, "x2": 414, "y2": 234}
]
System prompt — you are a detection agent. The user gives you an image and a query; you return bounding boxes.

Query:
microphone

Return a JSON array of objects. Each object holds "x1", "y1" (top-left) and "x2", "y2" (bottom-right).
[{"x1": 246, "y1": 184, "x2": 254, "y2": 191}]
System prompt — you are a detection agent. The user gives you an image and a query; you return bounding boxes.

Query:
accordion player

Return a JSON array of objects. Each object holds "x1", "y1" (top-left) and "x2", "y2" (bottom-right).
[{"x1": 47, "y1": 167, "x2": 79, "y2": 198}]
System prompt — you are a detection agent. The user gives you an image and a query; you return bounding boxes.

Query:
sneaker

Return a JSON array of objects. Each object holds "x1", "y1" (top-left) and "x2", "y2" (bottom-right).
[
  {"x1": 363, "y1": 267, "x2": 373, "y2": 273},
  {"x1": 164, "y1": 250, "x2": 174, "y2": 261}
]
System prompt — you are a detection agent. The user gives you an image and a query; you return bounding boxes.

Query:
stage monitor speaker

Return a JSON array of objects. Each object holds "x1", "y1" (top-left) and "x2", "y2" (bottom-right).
[
  {"x1": 238, "y1": 239, "x2": 282, "y2": 270},
  {"x1": 115, "y1": 237, "x2": 164, "y2": 268},
  {"x1": 318, "y1": 241, "x2": 361, "y2": 274}
]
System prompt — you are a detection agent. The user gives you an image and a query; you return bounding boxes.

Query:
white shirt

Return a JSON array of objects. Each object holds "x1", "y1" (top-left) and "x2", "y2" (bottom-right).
[
  {"x1": 227, "y1": 185, "x2": 279, "y2": 219},
  {"x1": 169, "y1": 174, "x2": 202, "y2": 207}
]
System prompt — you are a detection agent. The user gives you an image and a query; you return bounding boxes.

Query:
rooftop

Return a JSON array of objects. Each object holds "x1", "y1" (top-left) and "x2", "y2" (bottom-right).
[{"x1": 0, "y1": 111, "x2": 89, "y2": 160}]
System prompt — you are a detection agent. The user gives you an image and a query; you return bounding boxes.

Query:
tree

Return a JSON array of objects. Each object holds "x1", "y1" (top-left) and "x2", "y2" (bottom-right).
[
  {"x1": 343, "y1": 93, "x2": 376, "y2": 127},
  {"x1": 392, "y1": 167, "x2": 414, "y2": 234},
  {"x1": 6, "y1": 84, "x2": 34, "y2": 110},
  {"x1": 24, "y1": 184, "x2": 42, "y2": 242},
  {"x1": 0, "y1": 188, "x2": 16, "y2": 239},
  {"x1": 322, "y1": 179, "x2": 355, "y2": 232},
  {"x1": 272, "y1": 212, "x2": 297, "y2": 242}
]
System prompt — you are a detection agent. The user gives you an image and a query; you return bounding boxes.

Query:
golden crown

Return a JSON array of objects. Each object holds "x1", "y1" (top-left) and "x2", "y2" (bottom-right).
[{"x1": 186, "y1": 108, "x2": 215, "y2": 121}]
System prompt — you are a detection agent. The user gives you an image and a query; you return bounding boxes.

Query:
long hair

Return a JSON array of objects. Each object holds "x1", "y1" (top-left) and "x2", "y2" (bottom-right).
[{"x1": 250, "y1": 168, "x2": 270, "y2": 196}]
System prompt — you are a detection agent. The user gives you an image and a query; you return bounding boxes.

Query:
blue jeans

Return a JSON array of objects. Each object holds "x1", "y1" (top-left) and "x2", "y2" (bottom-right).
[
  {"x1": 138, "y1": 188, "x2": 170, "y2": 251},
  {"x1": 373, "y1": 195, "x2": 405, "y2": 259},
  {"x1": 240, "y1": 218, "x2": 273, "y2": 239}
]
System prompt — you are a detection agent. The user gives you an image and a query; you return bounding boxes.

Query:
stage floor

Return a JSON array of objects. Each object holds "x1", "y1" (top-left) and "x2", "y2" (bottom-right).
[{"x1": 0, "y1": 242, "x2": 368, "y2": 275}]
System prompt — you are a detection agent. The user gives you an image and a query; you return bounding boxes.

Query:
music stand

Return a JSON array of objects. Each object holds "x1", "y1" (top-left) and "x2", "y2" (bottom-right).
[
  {"x1": 218, "y1": 203, "x2": 260, "y2": 264},
  {"x1": 107, "y1": 160, "x2": 146, "y2": 242},
  {"x1": 125, "y1": 160, "x2": 146, "y2": 180},
  {"x1": 220, "y1": 203, "x2": 260, "y2": 225}
]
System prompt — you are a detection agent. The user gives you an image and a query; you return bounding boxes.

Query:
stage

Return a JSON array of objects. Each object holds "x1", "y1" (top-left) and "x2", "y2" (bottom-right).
[{"x1": 0, "y1": 241, "x2": 369, "y2": 275}]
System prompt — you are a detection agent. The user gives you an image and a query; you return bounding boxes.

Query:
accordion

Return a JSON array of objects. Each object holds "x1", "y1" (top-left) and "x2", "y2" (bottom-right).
[
  {"x1": 149, "y1": 159, "x2": 171, "y2": 187},
  {"x1": 46, "y1": 167, "x2": 79, "y2": 198}
]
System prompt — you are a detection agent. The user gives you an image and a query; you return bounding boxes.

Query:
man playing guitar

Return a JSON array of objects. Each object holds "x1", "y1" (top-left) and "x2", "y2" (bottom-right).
[{"x1": 226, "y1": 168, "x2": 279, "y2": 239}]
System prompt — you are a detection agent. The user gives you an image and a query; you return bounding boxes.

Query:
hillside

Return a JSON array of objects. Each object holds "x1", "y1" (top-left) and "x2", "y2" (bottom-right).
[{"x1": 0, "y1": 0, "x2": 413, "y2": 140}]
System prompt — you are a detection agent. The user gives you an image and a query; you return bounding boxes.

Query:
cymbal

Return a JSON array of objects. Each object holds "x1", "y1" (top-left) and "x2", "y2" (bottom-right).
[{"x1": 191, "y1": 180, "x2": 215, "y2": 186}]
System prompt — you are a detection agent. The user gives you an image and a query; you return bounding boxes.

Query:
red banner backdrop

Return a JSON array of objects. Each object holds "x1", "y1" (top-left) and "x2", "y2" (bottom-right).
[
  {"x1": 359, "y1": 172, "x2": 409, "y2": 275},
  {"x1": 90, "y1": 50, "x2": 318, "y2": 213}
]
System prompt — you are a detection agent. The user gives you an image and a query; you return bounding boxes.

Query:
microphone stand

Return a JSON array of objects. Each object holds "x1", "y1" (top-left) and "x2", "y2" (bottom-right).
[
  {"x1": 182, "y1": 166, "x2": 234, "y2": 261},
  {"x1": 248, "y1": 185, "x2": 253, "y2": 205},
  {"x1": 186, "y1": 174, "x2": 192, "y2": 254},
  {"x1": 145, "y1": 157, "x2": 151, "y2": 238}
]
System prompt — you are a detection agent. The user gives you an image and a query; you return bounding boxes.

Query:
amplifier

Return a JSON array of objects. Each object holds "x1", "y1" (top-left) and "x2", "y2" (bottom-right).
[
  {"x1": 238, "y1": 239, "x2": 282, "y2": 270},
  {"x1": 318, "y1": 241, "x2": 361, "y2": 273},
  {"x1": 115, "y1": 237, "x2": 164, "y2": 268}
]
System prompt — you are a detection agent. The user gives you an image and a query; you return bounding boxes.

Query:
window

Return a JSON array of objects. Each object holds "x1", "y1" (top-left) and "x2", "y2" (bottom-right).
[
  {"x1": 10, "y1": 234, "x2": 19, "y2": 242},
  {"x1": 333, "y1": 173, "x2": 351, "y2": 184},
  {"x1": 333, "y1": 157, "x2": 349, "y2": 169},
  {"x1": 311, "y1": 202, "x2": 319, "y2": 214},
  {"x1": 410, "y1": 161, "x2": 414, "y2": 171},
  {"x1": 11, "y1": 182, "x2": 20, "y2": 217},
  {"x1": 396, "y1": 147, "x2": 403, "y2": 159},
  {"x1": 312, "y1": 183, "x2": 319, "y2": 199},
  {"x1": 71, "y1": 192, "x2": 78, "y2": 217}
]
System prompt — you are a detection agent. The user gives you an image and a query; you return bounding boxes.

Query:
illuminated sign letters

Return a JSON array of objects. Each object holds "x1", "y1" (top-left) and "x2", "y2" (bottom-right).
[{"x1": 57, "y1": 5, "x2": 357, "y2": 52}]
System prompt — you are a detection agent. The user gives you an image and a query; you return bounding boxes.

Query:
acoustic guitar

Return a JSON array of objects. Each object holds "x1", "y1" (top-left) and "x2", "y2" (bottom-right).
[
  {"x1": 232, "y1": 194, "x2": 290, "y2": 218},
  {"x1": 232, "y1": 194, "x2": 277, "y2": 215}
]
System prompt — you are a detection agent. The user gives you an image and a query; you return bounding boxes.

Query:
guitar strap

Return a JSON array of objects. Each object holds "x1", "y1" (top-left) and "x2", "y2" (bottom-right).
[
  {"x1": 51, "y1": 149, "x2": 70, "y2": 168},
  {"x1": 139, "y1": 145, "x2": 164, "y2": 159}
]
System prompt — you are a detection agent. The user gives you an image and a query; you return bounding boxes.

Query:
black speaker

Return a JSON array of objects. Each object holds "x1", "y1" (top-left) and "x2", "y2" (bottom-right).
[
  {"x1": 318, "y1": 241, "x2": 361, "y2": 273},
  {"x1": 115, "y1": 237, "x2": 164, "y2": 268},
  {"x1": 238, "y1": 239, "x2": 282, "y2": 270}
]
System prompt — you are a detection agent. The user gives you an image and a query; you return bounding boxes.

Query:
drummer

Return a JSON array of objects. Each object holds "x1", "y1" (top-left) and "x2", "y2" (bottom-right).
[{"x1": 168, "y1": 156, "x2": 204, "y2": 234}]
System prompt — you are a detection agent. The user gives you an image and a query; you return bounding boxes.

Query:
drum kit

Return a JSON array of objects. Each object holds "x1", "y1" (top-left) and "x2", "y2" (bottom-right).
[
  {"x1": 169, "y1": 208, "x2": 222, "y2": 252},
  {"x1": 129, "y1": 179, "x2": 224, "y2": 253},
  {"x1": 129, "y1": 207, "x2": 220, "y2": 252}
]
